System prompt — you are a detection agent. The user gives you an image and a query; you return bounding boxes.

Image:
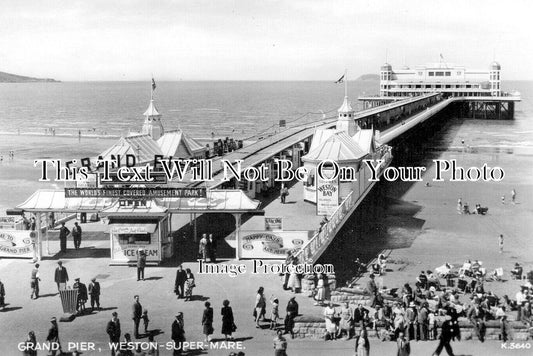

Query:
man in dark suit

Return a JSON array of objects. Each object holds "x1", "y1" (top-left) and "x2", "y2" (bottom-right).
[
  {"x1": 58, "y1": 222, "x2": 70, "y2": 253},
  {"x1": 72, "y1": 222, "x2": 82, "y2": 249},
  {"x1": 174, "y1": 265, "x2": 187, "y2": 299},
  {"x1": 46, "y1": 317, "x2": 62, "y2": 356},
  {"x1": 366, "y1": 274, "x2": 379, "y2": 307},
  {"x1": 132, "y1": 295, "x2": 143, "y2": 338},
  {"x1": 73, "y1": 278, "x2": 88, "y2": 314},
  {"x1": 433, "y1": 314, "x2": 460, "y2": 356},
  {"x1": 353, "y1": 303, "x2": 366, "y2": 328},
  {"x1": 54, "y1": 261, "x2": 69, "y2": 291},
  {"x1": 106, "y1": 312, "x2": 121, "y2": 356},
  {"x1": 172, "y1": 312, "x2": 185, "y2": 356},
  {"x1": 88, "y1": 277, "x2": 101, "y2": 311}
]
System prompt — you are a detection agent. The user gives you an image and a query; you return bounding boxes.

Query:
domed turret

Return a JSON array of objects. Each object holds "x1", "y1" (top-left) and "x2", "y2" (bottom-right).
[
  {"x1": 381, "y1": 63, "x2": 392, "y2": 71},
  {"x1": 490, "y1": 61, "x2": 501, "y2": 70}
]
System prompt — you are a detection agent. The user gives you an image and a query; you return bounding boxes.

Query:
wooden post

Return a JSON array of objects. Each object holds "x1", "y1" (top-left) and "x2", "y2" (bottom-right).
[
  {"x1": 193, "y1": 213, "x2": 197, "y2": 242},
  {"x1": 35, "y1": 212, "x2": 42, "y2": 261},
  {"x1": 233, "y1": 213, "x2": 241, "y2": 261},
  {"x1": 45, "y1": 212, "x2": 50, "y2": 255}
]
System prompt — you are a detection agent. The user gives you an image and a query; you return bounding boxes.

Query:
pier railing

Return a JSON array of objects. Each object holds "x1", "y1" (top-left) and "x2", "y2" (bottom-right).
[{"x1": 294, "y1": 147, "x2": 392, "y2": 264}]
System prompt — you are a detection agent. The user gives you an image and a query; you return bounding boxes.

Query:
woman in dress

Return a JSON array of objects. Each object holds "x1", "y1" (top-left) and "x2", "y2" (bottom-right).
[
  {"x1": 339, "y1": 302, "x2": 353, "y2": 339},
  {"x1": 184, "y1": 268, "x2": 195, "y2": 301},
  {"x1": 286, "y1": 263, "x2": 301, "y2": 293},
  {"x1": 22, "y1": 331, "x2": 37, "y2": 356},
  {"x1": 221, "y1": 299, "x2": 235, "y2": 340},
  {"x1": 314, "y1": 274, "x2": 326, "y2": 306},
  {"x1": 255, "y1": 287, "x2": 266, "y2": 328},
  {"x1": 354, "y1": 327, "x2": 370, "y2": 356},
  {"x1": 270, "y1": 296, "x2": 280, "y2": 330},
  {"x1": 324, "y1": 302, "x2": 338, "y2": 340},
  {"x1": 202, "y1": 301, "x2": 214, "y2": 342}
]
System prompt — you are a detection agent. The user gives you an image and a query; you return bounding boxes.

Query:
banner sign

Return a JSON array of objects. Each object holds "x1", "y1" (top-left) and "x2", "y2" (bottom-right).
[
  {"x1": 65, "y1": 187, "x2": 206, "y2": 198},
  {"x1": 264, "y1": 217, "x2": 283, "y2": 231},
  {"x1": 316, "y1": 168, "x2": 339, "y2": 216},
  {"x1": 0, "y1": 230, "x2": 35, "y2": 258},
  {"x1": 239, "y1": 230, "x2": 313, "y2": 259}
]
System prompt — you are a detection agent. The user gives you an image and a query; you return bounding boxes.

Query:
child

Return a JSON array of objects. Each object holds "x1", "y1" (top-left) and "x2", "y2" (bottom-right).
[
  {"x1": 142, "y1": 310, "x2": 150, "y2": 333},
  {"x1": 270, "y1": 296, "x2": 280, "y2": 330}
]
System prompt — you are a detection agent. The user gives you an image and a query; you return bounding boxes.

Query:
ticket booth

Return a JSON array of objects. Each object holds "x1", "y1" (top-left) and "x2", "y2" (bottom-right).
[{"x1": 103, "y1": 199, "x2": 170, "y2": 265}]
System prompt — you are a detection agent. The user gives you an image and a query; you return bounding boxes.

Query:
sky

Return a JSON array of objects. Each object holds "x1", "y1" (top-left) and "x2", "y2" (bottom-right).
[{"x1": 0, "y1": 0, "x2": 532, "y2": 81}]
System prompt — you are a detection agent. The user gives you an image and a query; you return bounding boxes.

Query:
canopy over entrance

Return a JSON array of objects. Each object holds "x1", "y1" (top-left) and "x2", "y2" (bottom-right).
[{"x1": 16, "y1": 189, "x2": 263, "y2": 215}]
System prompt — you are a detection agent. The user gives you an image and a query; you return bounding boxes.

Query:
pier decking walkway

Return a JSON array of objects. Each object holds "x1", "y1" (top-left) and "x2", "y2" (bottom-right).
[{"x1": 188, "y1": 93, "x2": 442, "y2": 190}]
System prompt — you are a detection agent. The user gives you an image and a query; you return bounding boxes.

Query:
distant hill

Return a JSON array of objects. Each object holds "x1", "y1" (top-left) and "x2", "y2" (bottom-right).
[
  {"x1": 0, "y1": 71, "x2": 59, "y2": 83},
  {"x1": 356, "y1": 74, "x2": 379, "y2": 81}
]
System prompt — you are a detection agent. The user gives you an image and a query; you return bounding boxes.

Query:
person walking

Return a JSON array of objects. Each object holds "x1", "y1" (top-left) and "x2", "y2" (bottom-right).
[
  {"x1": 221, "y1": 299, "x2": 235, "y2": 340},
  {"x1": 58, "y1": 222, "x2": 70, "y2": 253},
  {"x1": 0, "y1": 278, "x2": 5, "y2": 310},
  {"x1": 30, "y1": 263, "x2": 41, "y2": 299},
  {"x1": 511, "y1": 189, "x2": 516, "y2": 203},
  {"x1": 354, "y1": 326, "x2": 370, "y2": 356},
  {"x1": 366, "y1": 274, "x2": 379, "y2": 308},
  {"x1": 132, "y1": 295, "x2": 143, "y2": 338},
  {"x1": 171, "y1": 313, "x2": 186, "y2": 356},
  {"x1": 432, "y1": 314, "x2": 460, "y2": 356},
  {"x1": 208, "y1": 234, "x2": 217, "y2": 263},
  {"x1": 72, "y1": 222, "x2": 82, "y2": 249},
  {"x1": 88, "y1": 277, "x2": 101, "y2": 311},
  {"x1": 22, "y1": 331, "x2": 37, "y2": 356},
  {"x1": 137, "y1": 249, "x2": 146, "y2": 281},
  {"x1": 280, "y1": 185, "x2": 289, "y2": 204},
  {"x1": 174, "y1": 265, "x2": 187, "y2": 299},
  {"x1": 184, "y1": 268, "x2": 195, "y2": 301},
  {"x1": 198, "y1": 234, "x2": 208, "y2": 262},
  {"x1": 273, "y1": 329, "x2": 288, "y2": 356},
  {"x1": 255, "y1": 287, "x2": 266, "y2": 328},
  {"x1": 498, "y1": 234, "x2": 504, "y2": 254},
  {"x1": 202, "y1": 301, "x2": 214, "y2": 342},
  {"x1": 54, "y1": 261, "x2": 69, "y2": 291},
  {"x1": 285, "y1": 297, "x2": 298, "y2": 338},
  {"x1": 106, "y1": 312, "x2": 121, "y2": 356},
  {"x1": 397, "y1": 331, "x2": 410, "y2": 356},
  {"x1": 46, "y1": 317, "x2": 62, "y2": 356}
]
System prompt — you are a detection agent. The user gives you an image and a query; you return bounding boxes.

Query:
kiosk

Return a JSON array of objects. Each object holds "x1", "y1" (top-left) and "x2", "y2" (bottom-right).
[{"x1": 102, "y1": 199, "x2": 170, "y2": 265}]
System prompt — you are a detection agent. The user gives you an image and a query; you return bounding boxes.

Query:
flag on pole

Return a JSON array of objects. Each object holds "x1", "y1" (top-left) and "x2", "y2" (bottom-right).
[
  {"x1": 151, "y1": 78, "x2": 157, "y2": 91},
  {"x1": 335, "y1": 74, "x2": 345, "y2": 84},
  {"x1": 440, "y1": 53, "x2": 444, "y2": 60}
]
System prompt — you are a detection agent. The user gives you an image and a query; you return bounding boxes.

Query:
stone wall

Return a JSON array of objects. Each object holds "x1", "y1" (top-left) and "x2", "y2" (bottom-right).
[{"x1": 292, "y1": 316, "x2": 532, "y2": 341}]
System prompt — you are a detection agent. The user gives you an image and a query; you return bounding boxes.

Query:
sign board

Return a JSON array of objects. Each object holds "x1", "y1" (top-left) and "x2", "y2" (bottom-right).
[
  {"x1": 264, "y1": 217, "x2": 283, "y2": 231},
  {"x1": 0, "y1": 216, "x2": 17, "y2": 230},
  {"x1": 0, "y1": 230, "x2": 35, "y2": 258},
  {"x1": 65, "y1": 187, "x2": 206, "y2": 198},
  {"x1": 239, "y1": 230, "x2": 313, "y2": 259},
  {"x1": 110, "y1": 225, "x2": 161, "y2": 263},
  {"x1": 316, "y1": 168, "x2": 339, "y2": 216}
]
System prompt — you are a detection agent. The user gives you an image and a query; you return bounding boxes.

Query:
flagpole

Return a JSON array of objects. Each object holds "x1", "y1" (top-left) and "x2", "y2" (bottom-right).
[{"x1": 344, "y1": 69, "x2": 348, "y2": 98}]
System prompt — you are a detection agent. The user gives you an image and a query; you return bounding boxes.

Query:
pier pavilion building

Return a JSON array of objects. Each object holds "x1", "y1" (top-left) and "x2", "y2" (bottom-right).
[{"x1": 379, "y1": 61, "x2": 504, "y2": 98}]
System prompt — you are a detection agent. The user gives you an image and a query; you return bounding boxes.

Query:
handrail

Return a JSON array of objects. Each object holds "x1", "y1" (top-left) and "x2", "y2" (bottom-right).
[{"x1": 293, "y1": 148, "x2": 393, "y2": 264}]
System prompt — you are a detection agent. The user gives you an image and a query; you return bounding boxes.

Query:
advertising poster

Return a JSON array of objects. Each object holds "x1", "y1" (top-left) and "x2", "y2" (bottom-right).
[
  {"x1": 239, "y1": 230, "x2": 313, "y2": 259},
  {"x1": 0, "y1": 2, "x2": 531, "y2": 355},
  {"x1": 316, "y1": 168, "x2": 340, "y2": 216}
]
